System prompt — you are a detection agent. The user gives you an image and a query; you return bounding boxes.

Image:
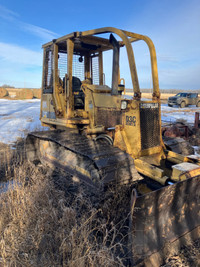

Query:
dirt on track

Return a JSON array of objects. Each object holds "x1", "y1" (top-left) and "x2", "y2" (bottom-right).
[
  {"x1": 0, "y1": 140, "x2": 199, "y2": 266},
  {"x1": 162, "y1": 239, "x2": 200, "y2": 267}
]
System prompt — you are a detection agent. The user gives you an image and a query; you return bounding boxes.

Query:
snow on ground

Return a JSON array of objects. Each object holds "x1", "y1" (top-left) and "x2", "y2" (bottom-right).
[
  {"x1": 0, "y1": 99, "x2": 200, "y2": 144},
  {"x1": 0, "y1": 180, "x2": 20, "y2": 194},
  {"x1": 0, "y1": 99, "x2": 42, "y2": 144},
  {"x1": 161, "y1": 104, "x2": 200, "y2": 125}
]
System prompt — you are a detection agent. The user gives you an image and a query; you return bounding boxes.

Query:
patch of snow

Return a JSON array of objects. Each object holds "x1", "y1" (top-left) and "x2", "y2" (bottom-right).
[
  {"x1": 192, "y1": 146, "x2": 200, "y2": 157},
  {"x1": 0, "y1": 99, "x2": 199, "y2": 145},
  {"x1": 161, "y1": 104, "x2": 200, "y2": 124},
  {"x1": 0, "y1": 99, "x2": 44, "y2": 144},
  {"x1": 0, "y1": 180, "x2": 20, "y2": 194}
]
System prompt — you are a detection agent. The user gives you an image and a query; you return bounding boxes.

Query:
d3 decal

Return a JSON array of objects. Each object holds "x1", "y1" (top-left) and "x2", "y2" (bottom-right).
[{"x1": 126, "y1": 116, "x2": 136, "y2": 126}]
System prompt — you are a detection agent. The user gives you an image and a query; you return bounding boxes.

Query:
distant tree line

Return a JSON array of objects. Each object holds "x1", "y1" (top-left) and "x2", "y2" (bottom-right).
[
  {"x1": 0, "y1": 84, "x2": 15, "y2": 88},
  {"x1": 126, "y1": 88, "x2": 200, "y2": 93},
  {"x1": 1, "y1": 84, "x2": 199, "y2": 94}
]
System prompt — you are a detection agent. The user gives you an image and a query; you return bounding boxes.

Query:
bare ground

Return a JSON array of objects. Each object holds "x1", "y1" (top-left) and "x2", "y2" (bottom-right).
[{"x1": 0, "y1": 141, "x2": 199, "y2": 266}]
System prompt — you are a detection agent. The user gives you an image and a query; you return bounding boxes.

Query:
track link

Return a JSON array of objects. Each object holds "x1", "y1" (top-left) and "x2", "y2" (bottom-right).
[{"x1": 26, "y1": 130, "x2": 142, "y2": 187}]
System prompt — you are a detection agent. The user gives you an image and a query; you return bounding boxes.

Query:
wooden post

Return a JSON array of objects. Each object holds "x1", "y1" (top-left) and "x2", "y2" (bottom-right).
[{"x1": 195, "y1": 112, "x2": 200, "y2": 129}]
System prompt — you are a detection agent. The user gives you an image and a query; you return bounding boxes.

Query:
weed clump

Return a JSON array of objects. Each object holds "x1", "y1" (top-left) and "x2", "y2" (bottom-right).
[{"x1": 0, "y1": 162, "x2": 131, "y2": 266}]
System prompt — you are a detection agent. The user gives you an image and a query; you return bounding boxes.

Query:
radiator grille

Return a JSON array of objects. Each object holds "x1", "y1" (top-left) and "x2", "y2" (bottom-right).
[{"x1": 140, "y1": 104, "x2": 160, "y2": 150}]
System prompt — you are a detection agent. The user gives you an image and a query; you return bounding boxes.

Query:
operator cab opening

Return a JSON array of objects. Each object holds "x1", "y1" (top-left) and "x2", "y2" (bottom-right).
[{"x1": 42, "y1": 34, "x2": 126, "y2": 112}]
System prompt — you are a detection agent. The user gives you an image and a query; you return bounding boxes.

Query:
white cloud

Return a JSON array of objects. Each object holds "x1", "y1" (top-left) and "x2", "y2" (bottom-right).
[
  {"x1": 0, "y1": 4, "x2": 19, "y2": 21},
  {"x1": 157, "y1": 54, "x2": 178, "y2": 63},
  {"x1": 20, "y1": 22, "x2": 58, "y2": 40},
  {"x1": 0, "y1": 4, "x2": 57, "y2": 88},
  {"x1": 0, "y1": 4, "x2": 57, "y2": 40},
  {"x1": 0, "y1": 42, "x2": 42, "y2": 66}
]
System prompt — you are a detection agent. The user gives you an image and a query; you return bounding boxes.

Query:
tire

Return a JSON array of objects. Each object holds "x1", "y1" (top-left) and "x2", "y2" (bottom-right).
[
  {"x1": 180, "y1": 101, "x2": 186, "y2": 108},
  {"x1": 196, "y1": 101, "x2": 200, "y2": 107}
]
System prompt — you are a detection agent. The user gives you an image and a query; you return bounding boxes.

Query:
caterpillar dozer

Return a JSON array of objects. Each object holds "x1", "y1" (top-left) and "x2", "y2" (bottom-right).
[{"x1": 26, "y1": 27, "x2": 200, "y2": 266}]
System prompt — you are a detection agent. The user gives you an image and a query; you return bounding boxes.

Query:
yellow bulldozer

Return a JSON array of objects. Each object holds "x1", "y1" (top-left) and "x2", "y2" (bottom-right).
[{"x1": 27, "y1": 27, "x2": 200, "y2": 266}]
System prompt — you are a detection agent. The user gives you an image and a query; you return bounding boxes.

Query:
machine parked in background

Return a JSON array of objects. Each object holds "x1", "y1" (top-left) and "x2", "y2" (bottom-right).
[{"x1": 168, "y1": 92, "x2": 200, "y2": 107}]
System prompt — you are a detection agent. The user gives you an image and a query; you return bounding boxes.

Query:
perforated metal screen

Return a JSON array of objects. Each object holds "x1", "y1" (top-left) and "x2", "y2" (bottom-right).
[
  {"x1": 58, "y1": 53, "x2": 85, "y2": 81},
  {"x1": 140, "y1": 104, "x2": 160, "y2": 150},
  {"x1": 43, "y1": 46, "x2": 101, "y2": 94},
  {"x1": 58, "y1": 52, "x2": 67, "y2": 80},
  {"x1": 44, "y1": 46, "x2": 53, "y2": 92},
  {"x1": 91, "y1": 55, "x2": 99, "y2": 85},
  {"x1": 73, "y1": 55, "x2": 85, "y2": 81}
]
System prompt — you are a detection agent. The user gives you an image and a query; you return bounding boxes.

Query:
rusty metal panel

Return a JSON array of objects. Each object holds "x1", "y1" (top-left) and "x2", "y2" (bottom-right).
[
  {"x1": 95, "y1": 108, "x2": 122, "y2": 128},
  {"x1": 130, "y1": 176, "x2": 200, "y2": 265}
]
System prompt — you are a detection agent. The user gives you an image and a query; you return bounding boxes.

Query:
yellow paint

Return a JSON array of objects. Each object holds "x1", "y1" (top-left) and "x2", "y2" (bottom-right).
[{"x1": 39, "y1": 27, "x2": 200, "y2": 184}]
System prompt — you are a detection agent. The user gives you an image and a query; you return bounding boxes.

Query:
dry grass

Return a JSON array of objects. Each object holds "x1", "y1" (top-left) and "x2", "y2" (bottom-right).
[
  {"x1": 1, "y1": 138, "x2": 199, "y2": 266},
  {"x1": 0, "y1": 141, "x2": 25, "y2": 181},
  {"x1": 0, "y1": 154, "x2": 131, "y2": 266},
  {"x1": 15, "y1": 89, "x2": 34, "y2": 100},
  {"x1": 1, "y1": 88, "x2": 41, "y2": 100},
  {"x1": 32, "y1": 89, "x2": 41, "y2": 99}
]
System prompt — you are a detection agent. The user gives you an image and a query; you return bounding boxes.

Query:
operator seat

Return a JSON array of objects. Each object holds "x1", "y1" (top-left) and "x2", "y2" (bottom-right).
[{"x1": 72, "y1": 76, "x2": 85, "y2": 109}]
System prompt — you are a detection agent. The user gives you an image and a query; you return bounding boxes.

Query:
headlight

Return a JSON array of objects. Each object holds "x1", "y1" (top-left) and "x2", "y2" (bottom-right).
[{"x1": 121, "y1": 100, "x2": 127, "y2": 110}]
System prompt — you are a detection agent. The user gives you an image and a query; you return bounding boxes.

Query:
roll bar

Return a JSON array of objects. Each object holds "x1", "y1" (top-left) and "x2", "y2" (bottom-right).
[
  {"x1": 43, "y1": 27, "x2": 160, "y2": 100},
  {"x1": 79, "y1": 27, "x2": 160, "y2": 100}
]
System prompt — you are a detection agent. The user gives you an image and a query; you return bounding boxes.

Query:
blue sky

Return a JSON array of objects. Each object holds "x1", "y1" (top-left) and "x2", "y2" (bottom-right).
[{"x1": 0, "y1": 0, "x2": 199, "y2": 90}]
